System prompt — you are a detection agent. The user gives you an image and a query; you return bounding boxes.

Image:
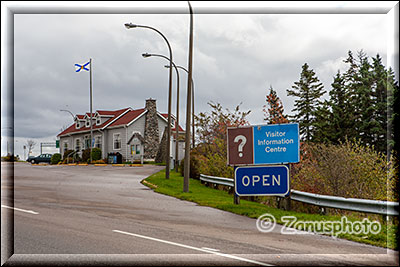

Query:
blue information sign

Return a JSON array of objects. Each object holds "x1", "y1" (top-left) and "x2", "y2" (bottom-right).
[
  {"x1": 253, "y1": 123, "x2": 299, "y2": 164},
  {"x1": 235, "y1": 165, "x2": 289, "y2": 196}
]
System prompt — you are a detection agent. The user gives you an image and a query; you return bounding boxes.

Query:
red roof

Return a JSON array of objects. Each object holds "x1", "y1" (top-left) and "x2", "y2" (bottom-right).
[
  {"x1": 58, "y1": 107, "x2": 184, "y2": 137},
  {"x1": 58, "y1": 108, "x2": 130, "y2": 137},
  {"x1": 107, "y1": 109, "x2": 146, "y2": 128},
  {"x1": 97, "y1": 110, "x2": 117, "y2": 116},
  {"x1": 161, "y1": 113, "x2": 184, "y2": 132}
]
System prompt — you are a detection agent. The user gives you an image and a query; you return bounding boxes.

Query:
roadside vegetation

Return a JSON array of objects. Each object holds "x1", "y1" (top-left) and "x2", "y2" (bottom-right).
[
  {"x1": 151, "y1": 50, "x2": 399, "y2": 249},
  {"x1": 182, "y1": 49, "x2": 398, "y2": 204},
  {"x1": 143, "y1": 169, "x2": 397, "y2": 249}
]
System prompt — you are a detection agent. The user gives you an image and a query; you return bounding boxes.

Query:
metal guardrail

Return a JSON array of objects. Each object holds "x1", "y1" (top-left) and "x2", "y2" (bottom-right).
[
  {"x1": 200, "y1": 174, "x2": 234, "y2": 187},
  {"x1": 199, "y1": 174, "x2": 399, "y2": 216}
]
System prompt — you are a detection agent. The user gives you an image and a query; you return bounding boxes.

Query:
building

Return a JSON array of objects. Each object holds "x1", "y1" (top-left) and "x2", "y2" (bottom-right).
[{"x1": 57, "y1": 99, "x2": 185, "y2": 163}]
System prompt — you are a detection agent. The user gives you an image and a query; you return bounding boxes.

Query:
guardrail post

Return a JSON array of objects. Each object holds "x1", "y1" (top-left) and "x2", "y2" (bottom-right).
[
  {"x1": 233, "y1": 167, "x2": 240, "y2": 204},
  {"x1": 284, "y1": 196, "x2": 291, "y2": 211}
]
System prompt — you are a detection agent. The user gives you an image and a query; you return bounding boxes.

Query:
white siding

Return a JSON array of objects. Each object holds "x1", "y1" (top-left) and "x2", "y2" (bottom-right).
[
  {"x1": 126, "y1": 115, "x2": 146, "y2": 162},
  {"x1": 127, "y1": 114, "x2": 146, "y2": 137},
  {"x1": 157, "y1": 116, "x2": 168, "y2": 142},
  {"x1": 106, "y1": 127, "x2": 126, "y2": 161}
]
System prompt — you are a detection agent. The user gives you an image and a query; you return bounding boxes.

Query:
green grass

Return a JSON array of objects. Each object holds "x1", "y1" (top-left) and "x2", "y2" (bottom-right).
[{"x1": 143, "y1": 169, "x2": 398, "y2": 250}]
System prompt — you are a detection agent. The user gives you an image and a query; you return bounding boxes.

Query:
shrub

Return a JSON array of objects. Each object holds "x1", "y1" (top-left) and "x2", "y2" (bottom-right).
[
  {"x1": 50, "y1": 153, "x2": 62, "y2": 165},
  {"x1": 180, "y1": 141, "x2": 234, "y2": 179},
  {"x1": 91, "y1": 148, "x2": 102, "y2": 161},
  {"x1": 63, "y1": 149, "x2": 75, "y2": 160},
  {"x1": 1, "y1": 155, "x2": 17, "y2": 162},
  {"x1": 81, "y1": 148, "x2": 102, "y2": 163},
  {"x1": 291, "y1": 139, "x2": 397, "y2": 201},
  {"x1": 82, "y1": 148, "x2": 90, "y2": 162}
]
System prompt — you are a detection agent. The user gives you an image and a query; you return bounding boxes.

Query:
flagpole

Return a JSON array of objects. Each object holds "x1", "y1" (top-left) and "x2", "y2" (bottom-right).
[{"x1": 90, "y1": 58, "x2": 93, "y2": 164}]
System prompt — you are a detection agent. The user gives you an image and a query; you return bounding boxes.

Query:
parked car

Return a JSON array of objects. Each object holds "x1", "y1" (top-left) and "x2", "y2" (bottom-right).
[{"x1": 28, "y1": 154, "x2": 52, "y2": 164}]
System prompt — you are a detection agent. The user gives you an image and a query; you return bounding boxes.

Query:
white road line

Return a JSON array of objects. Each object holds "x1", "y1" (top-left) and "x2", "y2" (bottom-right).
[
  {"x1": 201, "y1": 247, "x2": 220, "y2": 252},
  {"x1": 1, "y1": 205, "x2": 39, "y2": 215},
  {"x1": 113, "y1": 230, "x2": 273, "y2": 266}
]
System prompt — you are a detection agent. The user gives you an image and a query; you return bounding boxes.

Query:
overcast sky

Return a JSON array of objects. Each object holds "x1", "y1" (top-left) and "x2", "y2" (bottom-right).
[{"x1": 1, "y1": 1, "x2": 399, "y2": 157}]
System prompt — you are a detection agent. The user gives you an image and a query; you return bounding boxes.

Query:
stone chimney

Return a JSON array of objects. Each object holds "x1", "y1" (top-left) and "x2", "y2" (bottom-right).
[{"x1": 144, "y1": 98, "x2": 160, "y2": 159}]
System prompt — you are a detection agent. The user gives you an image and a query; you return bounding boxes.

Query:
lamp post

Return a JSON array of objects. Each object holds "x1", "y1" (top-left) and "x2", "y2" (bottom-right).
[
  {"x1": 142, "y1": 53, "x2": 181, "y2": 172},
  {"x1": 183, "y1": 1, "x2": 194, "y2": 192},
  {"x1": 166, "y1": 65, "x2": 195, "y2": 148},
  {"x1": 125, "y1": 22, "x2": 174, "y2": 179},
  {"x1": 60, "y1": 109, "x2": 75, "y2": 121}
]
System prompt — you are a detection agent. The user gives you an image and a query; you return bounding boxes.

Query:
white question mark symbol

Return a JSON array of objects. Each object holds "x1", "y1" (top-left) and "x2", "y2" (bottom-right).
[{"x1": 234, "y1": 135, "x2": 247, "y2": 158}]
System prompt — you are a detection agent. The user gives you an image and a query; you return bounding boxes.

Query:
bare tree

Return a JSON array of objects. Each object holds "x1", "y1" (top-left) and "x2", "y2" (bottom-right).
[{"x1": 26, "y1": 139, "x2": 36, "y2": 155}]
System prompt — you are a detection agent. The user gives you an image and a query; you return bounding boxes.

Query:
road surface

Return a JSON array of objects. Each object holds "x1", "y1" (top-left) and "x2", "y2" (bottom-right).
[{"x1": 1, "y1": 162, "x2": 398, "y2": 266}]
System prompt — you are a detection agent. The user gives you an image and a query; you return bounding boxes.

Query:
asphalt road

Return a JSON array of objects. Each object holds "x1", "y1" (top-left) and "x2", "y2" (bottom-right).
[{"x1": 1, "y1": 162, "x2": 398, "y2": 266}]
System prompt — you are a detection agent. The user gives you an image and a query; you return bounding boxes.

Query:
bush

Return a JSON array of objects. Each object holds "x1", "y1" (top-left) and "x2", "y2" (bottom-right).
[
  {"x1": 50, "y1": 153, "x2": 62, "y2": 165},
  {"x1": 82, "y1": 148, "x2": 90, "y2": 162},
  {"x1": 91, "y1": 148, "x2": 102, "y2": 161},
  {"x1": 82, "y1": 148, "x2": 102, "y2": 163},
  {"x1": 63, "y1": 149, "x2": 75, "y2": 160},
  {"x1": 291, "y1": 139, "x2": 397, "y2": 202},
  {"x1": 180, "y1": 141, "x2": 234, "y2": 179},
  {"x1": 1, "y1": 155, "x2": 17, "y2": 162}
]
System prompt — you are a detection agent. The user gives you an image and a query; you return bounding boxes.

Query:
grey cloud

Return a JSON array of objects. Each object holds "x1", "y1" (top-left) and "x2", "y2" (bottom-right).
[{"x1": 8, "y1": 10, "x2": 393, "y2": 142}]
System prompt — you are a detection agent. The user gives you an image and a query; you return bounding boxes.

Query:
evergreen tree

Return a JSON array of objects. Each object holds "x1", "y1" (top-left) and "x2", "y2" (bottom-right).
[
  {"x1": 263, "y1": 85, "x2": 289, "y2": 124},
  {"x1": 287, "y1": 63, "x2": 326, "y2": 142},
  {"x1": 313, "y1": 100, "x2": 332, "y2": 143},
  {"x1": 387, "y1": 67, "x2": 398, "y2": 155},
  {"x1": 342, "y1": 50, "x2": 360, "y2": 140},
  {"x1": 371, "y1": 54, "x2": 389, "y2": 153},
  {"x1": 326, "y1": 70, "x2": 353, "y2": 143}
]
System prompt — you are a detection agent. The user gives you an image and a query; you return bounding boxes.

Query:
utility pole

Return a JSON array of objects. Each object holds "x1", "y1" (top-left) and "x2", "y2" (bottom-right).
[
  {"x1": 184, "y1": 1, "x2": 194, "y2": 192},
  {"x1": 90, "y1": 58, "x2": 93, "y2": 164}
]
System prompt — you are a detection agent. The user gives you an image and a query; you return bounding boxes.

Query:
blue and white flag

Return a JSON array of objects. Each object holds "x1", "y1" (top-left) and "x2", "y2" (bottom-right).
[{"x1": 75, "y1": 61, "x2": 90, "y2": 72}]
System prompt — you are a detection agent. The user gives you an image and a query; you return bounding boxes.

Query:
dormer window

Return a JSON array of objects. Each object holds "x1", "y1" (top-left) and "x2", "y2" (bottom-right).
[
  {"x1": 96, "y1": 118, "x2": 101, "y2": 125},
  {"x1": 76, "y1": 121, "x2": 80, "y2": 129},
  {"x1": 85, "y1": 120, "x2": 90, "y2": 127}
]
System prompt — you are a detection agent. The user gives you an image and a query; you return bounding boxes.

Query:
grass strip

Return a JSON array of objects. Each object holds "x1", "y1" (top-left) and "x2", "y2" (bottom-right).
[{"x1": 143, "y1": 169, "x2": 397, "y2": 250}]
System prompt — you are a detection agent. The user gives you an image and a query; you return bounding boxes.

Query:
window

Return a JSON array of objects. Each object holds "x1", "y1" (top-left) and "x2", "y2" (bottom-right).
[
  {"x1": 76, "y1": 122, "x2": 80, "y2": 129},
  {"x1": 94, "y1": 135, "x2": 102, "y2": 148},
  {"x1": 131, "y1": 144, "x2": 141, "y2": 155},
  {"x1": 135, "y1": 145, "x2": 141, "y2": 154},
  {"x1": 96, "y1": 118, "x2": 101, "y2": 125},
  {"x1": 84, "y1": 135, "x2": 90, "y2": 149},
  {"x1": 113, "y1": 133, "x2": 121, "y2": 150},
  {"x1": 85, "y1": 120, "x2": 90, "y2": 127},
  {"x1": 75, "y1": 139, "x2": 81, "y2": 152},
  {"x1": 63, "y1": 141, "x2": 69, "y2": 154}
]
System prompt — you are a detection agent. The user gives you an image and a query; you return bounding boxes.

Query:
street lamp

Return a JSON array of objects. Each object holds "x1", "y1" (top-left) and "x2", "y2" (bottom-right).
[
  {"x1": 125, "y1": 22, "x2": 174, "y2": 179},
  {"x1": 60, "y1": 109, "x2": 75, "y2": 121},
  {"x1": 166, "y1": 65, "x2": 195, "y2": 148},
  {"x1": 183, "y1": 1, "x2": 194, "y2": 192},
  {"x1": 142, "y1": 53, "x2": 181, "y2": 172}
]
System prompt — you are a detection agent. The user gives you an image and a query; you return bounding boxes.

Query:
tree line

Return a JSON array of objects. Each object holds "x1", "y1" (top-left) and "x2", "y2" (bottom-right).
[{"x1": 264, "y1": 50, "x2": 398, "y2": 155}]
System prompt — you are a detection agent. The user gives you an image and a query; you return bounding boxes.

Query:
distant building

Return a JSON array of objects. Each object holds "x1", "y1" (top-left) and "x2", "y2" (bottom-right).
[{"x1": 57, "y1": 99, "x2": 184, "y2": 162}]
